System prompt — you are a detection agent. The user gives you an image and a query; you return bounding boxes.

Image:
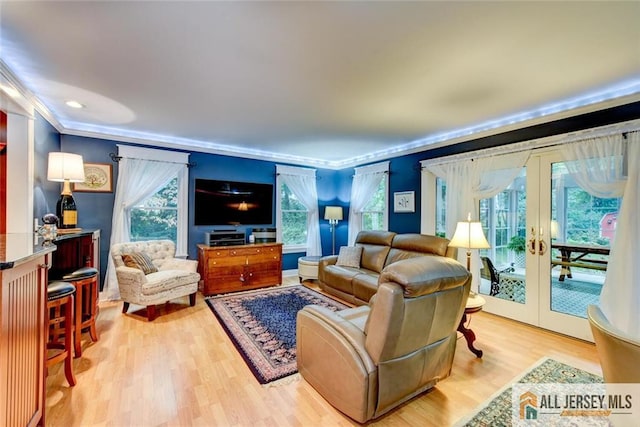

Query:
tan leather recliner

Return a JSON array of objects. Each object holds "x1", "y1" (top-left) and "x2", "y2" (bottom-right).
[
  {"x1": 297, "y1": 256, "x2": 471, "y2": 423},
  {"x1": 587, "y1": 305, "x2": 640, "y2": 383}
]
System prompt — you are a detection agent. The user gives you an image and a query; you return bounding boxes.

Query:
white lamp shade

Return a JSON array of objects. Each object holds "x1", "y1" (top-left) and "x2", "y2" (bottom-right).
[
  {"x1": 550, "y1": 220, "x2": 559, "y2": 239},
  {"x1": 324, "y1": 206, "x2": 343, "y2": 221},
  {"x1": 449, "y1": 221, "x2": 490, "y2": 249},
  {"x1": 47, "y1": 152, "x2": 85, "y2": 182}
]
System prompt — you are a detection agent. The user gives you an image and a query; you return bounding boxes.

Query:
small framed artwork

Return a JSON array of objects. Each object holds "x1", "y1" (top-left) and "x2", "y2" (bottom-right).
[
  {"x1": 73, "y1": 163, "x2": 113, "y2": 193},
  {"x1": 394, "y1": 191, "x2": 415, "y2": 213}
]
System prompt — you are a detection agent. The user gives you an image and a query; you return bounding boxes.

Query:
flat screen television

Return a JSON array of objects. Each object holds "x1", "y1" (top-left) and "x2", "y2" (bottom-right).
[{"x1": 194, "y1": 178, "x2": 274, "y2": 226}]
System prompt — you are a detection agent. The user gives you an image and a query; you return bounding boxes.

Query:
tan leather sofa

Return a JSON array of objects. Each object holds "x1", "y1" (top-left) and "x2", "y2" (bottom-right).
[
  {"x1": 318, "y1": 231, "x2": 457, "y2": 305},
  {"x1": 297, "y1": 255, "x2": 471, "y2": 423}
]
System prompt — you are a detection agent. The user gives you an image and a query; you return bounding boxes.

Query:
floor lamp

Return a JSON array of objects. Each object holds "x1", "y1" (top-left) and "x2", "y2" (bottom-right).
[
  {"x1": 324, "y1": 206, "x2": 343, "y2": 255},
  {"x1": 449, "y1": 213, "x2": 490, "y2": 294}
]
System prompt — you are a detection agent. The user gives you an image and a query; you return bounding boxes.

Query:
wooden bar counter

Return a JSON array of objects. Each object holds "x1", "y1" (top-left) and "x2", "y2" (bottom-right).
[{"x1": 1, "y1": 233, "x2": 56, "y2": 427}]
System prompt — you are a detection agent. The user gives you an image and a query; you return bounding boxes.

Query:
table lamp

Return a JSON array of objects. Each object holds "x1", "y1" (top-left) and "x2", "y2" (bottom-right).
[
  {"x1": 47, "y1": 152, "x2": 85, "y2": 229},
  {"x1": 449, "y1": 213, "x2": 490, "y2": 272},
  {"x1": 324, "y1": 206, "x2": 343, "y2": 255}
]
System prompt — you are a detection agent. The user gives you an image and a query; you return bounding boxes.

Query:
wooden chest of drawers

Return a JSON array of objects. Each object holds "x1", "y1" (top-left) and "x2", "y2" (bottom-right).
[{"x1": 197, "y1": 243, "x2": 282, "y2": 295}]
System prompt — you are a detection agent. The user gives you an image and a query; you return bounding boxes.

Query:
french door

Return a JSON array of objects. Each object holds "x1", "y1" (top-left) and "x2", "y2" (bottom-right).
[{"x1": 480, "y1": 150, "x2": 616, "y2": 341}]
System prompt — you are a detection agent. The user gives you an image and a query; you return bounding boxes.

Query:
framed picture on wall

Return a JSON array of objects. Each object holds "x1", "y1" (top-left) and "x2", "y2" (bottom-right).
[
  {"x1": 73, "y1": 163, "x2": 113, "y2": 193},
  {"x1": 394, "y1": 191, "x2": 415, "y2": 213}
]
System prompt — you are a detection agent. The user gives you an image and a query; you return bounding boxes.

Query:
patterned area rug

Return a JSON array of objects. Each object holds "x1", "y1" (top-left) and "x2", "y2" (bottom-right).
[
  {"x1": 206, "y1": 284, "x2": 348, "y2": 385},
  {"x1": 455, "y1": 358, "x2": 603, "y2": 426}
]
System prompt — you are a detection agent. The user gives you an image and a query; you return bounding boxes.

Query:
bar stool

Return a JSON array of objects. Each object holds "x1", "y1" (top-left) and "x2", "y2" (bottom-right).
[
  {"x1": 60, "y1": 267, "x2": 99, "y2": 358},
  {"x1": 46, "y1": 281, "x2": 76, "y2": 386}
]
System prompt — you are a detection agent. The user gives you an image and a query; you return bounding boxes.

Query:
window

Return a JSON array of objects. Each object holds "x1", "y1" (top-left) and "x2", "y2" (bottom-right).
[
  {"x1": 130, "y1": 177, "x2": 178, "y2": 242},
  {"x1": 361, "y1": 174, "x2": 387, "y2": 231},
  {"x1": 280, "y1": 182, "x2": 307, "y2": 246},
  {"x1": 275, "y1": 164, "x2": 321, "y2": 255},
  {"x1": 348, "y1": 161, "x2": 389, "y2": 245}
]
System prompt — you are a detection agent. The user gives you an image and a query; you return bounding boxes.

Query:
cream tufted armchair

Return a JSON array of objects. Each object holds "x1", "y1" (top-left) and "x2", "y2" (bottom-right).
[{"x1": 111, "y1": 240, "x2": 200, "y2": 321}]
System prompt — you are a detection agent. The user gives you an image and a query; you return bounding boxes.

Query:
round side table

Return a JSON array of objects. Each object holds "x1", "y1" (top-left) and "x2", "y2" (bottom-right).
[
  {"x1": 298, "y1": 256, "x2": 322, "y2": 282},
  {"x1": 457, "y1": 293, "x2": 486, "y2": 358}
]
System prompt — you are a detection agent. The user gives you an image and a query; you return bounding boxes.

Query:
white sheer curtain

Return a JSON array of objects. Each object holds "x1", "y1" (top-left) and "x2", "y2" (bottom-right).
[
  {"x1": 348, "y1": 162, "x2": 389, "y2": 245},
  {"x1": 103, "y1": 153, "x2": 186, "y2": 301},
  {"x1": 560, "y1": 131, "x2": 639, "y2": 338},
  {"x1": 276, "y1": 165, "x2": 321, "y2": 256},
  {"x1": 426, "y1": 151, "x2": 530, "y2": 291}
]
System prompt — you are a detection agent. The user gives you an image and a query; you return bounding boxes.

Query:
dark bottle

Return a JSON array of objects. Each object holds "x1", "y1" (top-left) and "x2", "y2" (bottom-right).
[{"x1": 57, "y1": 194, "x2": 78, "y2": 229}]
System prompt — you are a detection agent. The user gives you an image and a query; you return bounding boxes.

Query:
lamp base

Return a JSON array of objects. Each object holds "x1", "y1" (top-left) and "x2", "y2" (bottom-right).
[{"x1": 56, "y1": 193, "x2": 78, "y2": 229}]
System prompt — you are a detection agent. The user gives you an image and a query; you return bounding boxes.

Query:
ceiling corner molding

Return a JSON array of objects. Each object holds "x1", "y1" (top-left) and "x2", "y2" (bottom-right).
[{"x1": 0, "y1": 60, "x2": 62, "y2": 129}]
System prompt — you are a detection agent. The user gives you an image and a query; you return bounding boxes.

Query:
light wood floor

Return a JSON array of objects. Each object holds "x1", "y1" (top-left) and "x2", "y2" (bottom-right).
[{"x1": 45, "y1": 276, "x2": 601, "y2": 426}]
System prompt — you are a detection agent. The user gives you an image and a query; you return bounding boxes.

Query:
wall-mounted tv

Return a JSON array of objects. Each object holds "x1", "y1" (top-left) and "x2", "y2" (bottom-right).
[{"x1": 194, "y1": 178, "x2": 274, "y2": 226}]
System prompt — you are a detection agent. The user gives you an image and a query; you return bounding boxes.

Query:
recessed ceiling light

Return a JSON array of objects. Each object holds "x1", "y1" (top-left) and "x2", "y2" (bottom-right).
[{"x1": 65, "y1": 100, "x2": 84, "y2": 109}]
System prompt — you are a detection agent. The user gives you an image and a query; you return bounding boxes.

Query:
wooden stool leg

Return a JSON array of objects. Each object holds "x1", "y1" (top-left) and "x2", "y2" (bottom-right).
[
  {"x1": 87, "y1": 278, "x2": 99, "y2": 342},
  {"x1": 63, "y1": 295, "x2": 76, "y2": 386},
  {"x1": 74, "y1": 282, "x2": 83, "y2": 358}
]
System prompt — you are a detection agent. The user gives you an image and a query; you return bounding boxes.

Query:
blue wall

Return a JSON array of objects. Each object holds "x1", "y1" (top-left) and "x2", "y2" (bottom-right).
[
  {"x1": 31, "y1": 101, "x2": 640, "y2": 287},
  {"x1": 60, "y1": 135, "x2": 118, "y2": 286},
  {"x1": 39, "y1": 133, "x2": 435, "y2": 278},
  {"x1": 33, "y1": 113, "x2": 62, "y2": 219},
  {"x1": 187, "y1": 151, "x2": 343, "y2": 269}
]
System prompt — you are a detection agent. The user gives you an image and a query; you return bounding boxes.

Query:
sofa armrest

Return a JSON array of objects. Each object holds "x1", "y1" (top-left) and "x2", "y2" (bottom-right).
[
  {"x1": 318, "y1": 255, "x2": 338, "y2": 284},
  {"x1": 296, "y1": 304, "x2": 377, "y2": 423},
  {"x1": 115, "y1": 266, "x2": 147, "y2": 296},
  {"x1": 319, "y1": 255, "x2": 338, "y2": 268},
  {"x1": 159, "y1": 258, "x2": 198, "y2": 273}
]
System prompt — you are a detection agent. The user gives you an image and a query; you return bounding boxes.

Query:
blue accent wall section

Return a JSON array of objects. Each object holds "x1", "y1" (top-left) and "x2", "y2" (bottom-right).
[
  {"x1": 388, "y1": 152, "x2": 425, "y2": 233},
  {"x1": 188, "y1": 152, "x2": 278, "y2": 259},
  {"x1": 319, "y1": 168, "x2": 351, "y2": 255},
  {"x1": 33, "y1": 112, "x2": 61, "y2": 220},
  {"x1": 61, "y1": 135, "x2": 118, "y2": 288}
]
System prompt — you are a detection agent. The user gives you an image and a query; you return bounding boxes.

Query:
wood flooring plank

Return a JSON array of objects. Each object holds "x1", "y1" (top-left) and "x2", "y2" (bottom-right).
[{"x1": 44, "y1": 277, "x2": 600, "y2": 426}]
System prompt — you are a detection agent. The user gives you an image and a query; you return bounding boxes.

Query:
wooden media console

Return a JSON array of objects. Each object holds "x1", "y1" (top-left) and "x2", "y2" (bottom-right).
[{"x1": 197, "y1": 242, "x2": 282, "y2": 295}]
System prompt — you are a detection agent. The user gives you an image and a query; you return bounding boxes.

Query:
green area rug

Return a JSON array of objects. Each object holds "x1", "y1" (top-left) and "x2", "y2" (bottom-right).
[
  {"x1": 206, "y1": 284, "x2": 348, "y2": 385},
  {"x1": 455, "y1": 358, "x2": 602, "y2": 426}
]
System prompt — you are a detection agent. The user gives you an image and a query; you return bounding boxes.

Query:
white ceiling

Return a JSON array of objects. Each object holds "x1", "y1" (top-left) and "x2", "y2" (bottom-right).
[{"x1": 1, "y1": 1, "x2": 640, "y2": 169}]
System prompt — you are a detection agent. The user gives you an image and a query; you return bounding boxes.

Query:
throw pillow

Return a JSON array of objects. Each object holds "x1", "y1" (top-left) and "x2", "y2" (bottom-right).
[
  {"x1": 336, "y1": 246, "x2": 363, "y2": 268},
  {"x1": 121, "y1": 252, "x2": 158, "y2": 275}
]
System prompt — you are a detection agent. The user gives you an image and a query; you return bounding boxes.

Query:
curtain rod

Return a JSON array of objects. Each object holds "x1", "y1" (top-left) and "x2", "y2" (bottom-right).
[
  {"x1": 420, "y1": 119, "x2": 640, "y2": 168},
  {"x1": 109, "y1": 152, "x2": 196, "y2": 168}
]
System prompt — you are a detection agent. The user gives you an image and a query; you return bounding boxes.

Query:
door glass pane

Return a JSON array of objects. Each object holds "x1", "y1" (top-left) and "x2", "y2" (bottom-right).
[
  {"x1": 479, "y1": 169, "x2": 526, "y2": 304},
  {"x1": 549, "y1": 162, "x2": 618, "y2": 318}
]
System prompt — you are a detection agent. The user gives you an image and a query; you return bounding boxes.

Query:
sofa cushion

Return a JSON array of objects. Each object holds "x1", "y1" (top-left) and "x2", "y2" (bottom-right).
[
  {"x1": 336, "y1": 246, "x2": 363, "y2": 267},
  {"x1": 321, "y1": 265, "x2": 361, "y2": 295},
  {"x1": 352, "y1": 272, "x2": 379, "y2": 304},
  {"x1": 379, "y1": 256, "x2": 470, "y2": 298},
  {"x1": 391, "y1": 234, "x2": 450, "y2": 256},
  {"x1": 142, "y1": 270, "x2": 200, "y2": 295},
  {"x1": 122, "y1": 252, "x2": 158, "y2": 275},
  {"x1": 357, "y1": 244, "x2": 390, "y2": 273},
  {"x1": 355, "y1": 230, "x2": 396, "y2": 246}
]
